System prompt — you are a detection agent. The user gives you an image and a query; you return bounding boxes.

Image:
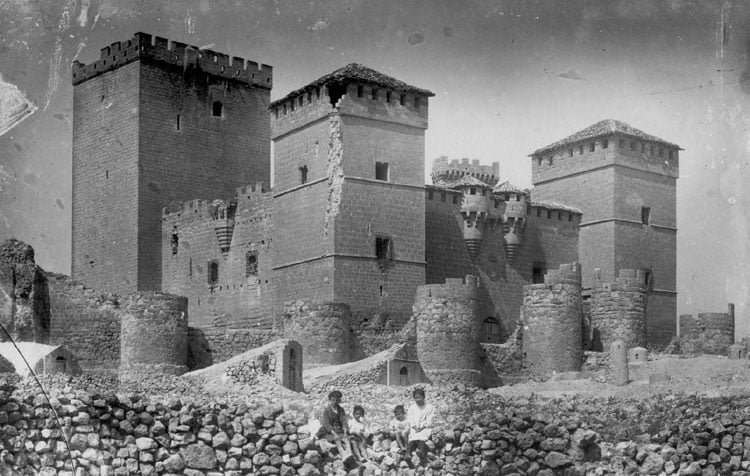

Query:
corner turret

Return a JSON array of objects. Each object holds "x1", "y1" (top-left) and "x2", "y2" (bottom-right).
[{"x1": 494, "y1": 181, "x2": 528, "y2": 264}]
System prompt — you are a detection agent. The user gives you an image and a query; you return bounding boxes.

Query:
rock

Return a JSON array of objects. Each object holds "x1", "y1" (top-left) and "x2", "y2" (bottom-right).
[
  {"x1": 181, "y1": 443, "x2": 217, "y2": 470},
  {"x1": 164, "y1": 454, "x2": 185, "y2": 472},
  {"x1": 640, "y1": 451, "x2": 664, "y2": 475},
  {"x1": 543, "y1": 451, "x2": 572, "y2": 468},
  {"x1": 136, "y1": 437, "x2": 157, "y2": 451}
]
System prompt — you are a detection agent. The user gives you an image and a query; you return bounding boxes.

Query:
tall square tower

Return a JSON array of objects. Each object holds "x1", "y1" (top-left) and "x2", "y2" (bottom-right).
[
  {"x1": 270, "y1": 64, "x2": 433, "y2": 325},
  {"x1": 71, "y1": 33, "x2": 272, "y2": 293},
  {"x1": 529, "y1": 119, "x2": 680, "y2": 348}
]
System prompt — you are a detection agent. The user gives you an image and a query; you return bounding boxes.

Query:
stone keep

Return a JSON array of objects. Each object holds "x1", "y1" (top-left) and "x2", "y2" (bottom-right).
[
  {"x1": 522, "y1": 263, "x2": 583, "y2": 376},
  {"x1": 414, "y1": 275, "x2": 483, "y2": 386},
  {"x1": 118, "y1": 292, "x2": 188, "y2": 382}
]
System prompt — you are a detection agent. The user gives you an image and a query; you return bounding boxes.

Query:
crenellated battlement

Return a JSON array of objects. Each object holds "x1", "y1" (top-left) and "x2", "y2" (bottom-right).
[
  {"x1": 163, "y1": 198, "x2": 230, "y2": 218},
  {"x1": 432, "y1": 156, "x2": 499, "y2": 186},
  {"x1": 236, "y1": 182, "x2": 267, "y2": 197},
  {"x1": 593, "y1": 268, "x2": 648, "y2": 291},
  {"x1": 543, "y1": 262, "x2": 582, "y2": 286},
  {"x1": 72, "y1": 32, "x2": 272, "y2": 88}
]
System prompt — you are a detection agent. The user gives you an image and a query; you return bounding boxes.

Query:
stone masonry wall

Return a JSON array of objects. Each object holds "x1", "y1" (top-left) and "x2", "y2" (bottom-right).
[
  {"x1": 187, "y1": 317, "x2": 281, "y2": 370},
  {"x1": 283, "y1": 301, "x2": 350, "y2": 368},
  {"x1": 118, "y1": 293, "x2": 189, "y2": 382},
  {"x1": 521, "y1": 263, "x2": 583, "y2": 377},
  {"x1": 48, "y1": 274, "x2": 121, "y2": 372},
  {"x1": 679, "y1": 304, "x2": 735, "y2": 355},
  {"x1": 588, "y1": 268, "x2": 648, "y2": 351},
  {"x1": 414, "y1": 275, "x2": 483, "y2": 386}
]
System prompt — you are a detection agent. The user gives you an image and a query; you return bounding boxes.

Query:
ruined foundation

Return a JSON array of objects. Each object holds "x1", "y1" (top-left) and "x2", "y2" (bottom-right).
[{"x1": 679, "y1": 304, "x2": 735, "y2": 355}]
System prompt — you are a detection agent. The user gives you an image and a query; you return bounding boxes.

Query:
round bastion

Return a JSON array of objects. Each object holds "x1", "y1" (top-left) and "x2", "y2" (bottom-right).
[
  {"x1": 521, "y1": 263, "x2": 583, "y2": 377},
  {"x1": 118, "y1": 292, "x2": 188, "y2": 382},
  {"x1": 414, "y1": 275, "x2": 483, "y2": 386},
  {"x1": 588, "y1": 268, "x2": 648, "y2": 351},
  {"x1": 283, "y1": 300, "x2": 350, "y2": 368}
]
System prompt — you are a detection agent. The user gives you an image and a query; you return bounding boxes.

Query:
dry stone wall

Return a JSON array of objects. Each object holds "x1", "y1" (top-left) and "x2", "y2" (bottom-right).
[
  {"x1": 414, "y1": 275, "x2": 483, "y2": 386},
  {"x1": 118, "y1": 293, "x2": 189, "y2": 382},
  {"x1": 521, "y1": 263, "x2": 583, "y2": 377},
  {"x1": 588, "y1": 268, "x2": 648, "y2": 351},
  {"x1": 679, "y1": 304, "x2": 735, "y2": 355}
]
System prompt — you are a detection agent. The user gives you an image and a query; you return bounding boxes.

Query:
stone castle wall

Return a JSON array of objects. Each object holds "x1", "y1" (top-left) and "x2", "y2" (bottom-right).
[
  {"x1": 588, "y1": 268, "x2": 648, "y2": 351},
  {"x1": 414, "y1": 275, "x2": 483, "y2": 386},
  {"x1": 118, "y1": 292, "x2": 189, "y2": 382},
  {"x1": 679, "y1": 304, "x2": 735, "y2": 355},
  {"x1": 48, "y1": 275, "x2": 121, "y2": 372},
  {"x1": 522, "y1": 263, "x2": 583, "y2": 377}
]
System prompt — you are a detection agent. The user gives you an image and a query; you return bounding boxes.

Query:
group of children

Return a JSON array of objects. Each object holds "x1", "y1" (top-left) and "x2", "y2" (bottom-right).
[{"x1": 316, "y1": 388, "x2": 437, "y2": 464}]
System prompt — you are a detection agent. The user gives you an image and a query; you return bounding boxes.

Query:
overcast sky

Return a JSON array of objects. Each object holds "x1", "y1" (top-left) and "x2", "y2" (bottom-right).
[{"x1": 1, "y1": 0, "x2": 748, "y2": 332}]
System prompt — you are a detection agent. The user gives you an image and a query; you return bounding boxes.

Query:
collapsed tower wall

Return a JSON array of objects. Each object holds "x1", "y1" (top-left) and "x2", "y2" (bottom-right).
[
  {"x1": 414, "y1": 275, "x2": 483, "y2": 386},
  {"x1": 679, "y1": 304, "x2": 735, "y2": 355},
  {"x1": 118, "y1": 292, "x2": 189, "y2": 382},
  {"x1": 587, "y1": 268, "x2": 648, "y2": 351},
  {"x1": 521, "y1": 263, "x2": 583, "y2": 376}
]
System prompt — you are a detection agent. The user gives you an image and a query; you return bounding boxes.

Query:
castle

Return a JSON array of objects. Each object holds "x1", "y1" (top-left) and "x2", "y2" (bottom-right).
[{"x1": 39, "y1": 32, "x2": 682, "y2": 378}]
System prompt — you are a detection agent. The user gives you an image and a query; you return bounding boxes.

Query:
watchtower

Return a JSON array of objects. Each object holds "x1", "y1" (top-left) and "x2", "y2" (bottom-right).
[
  {"x1": 270, "y1": 64, "x2": 434, "y2": 325},
  {"x1": 529, "y1": 119, "x2": 680, "y2": 348},
  {"x1": 71, "y1": 33, "x2": 272, "y2": 293}
]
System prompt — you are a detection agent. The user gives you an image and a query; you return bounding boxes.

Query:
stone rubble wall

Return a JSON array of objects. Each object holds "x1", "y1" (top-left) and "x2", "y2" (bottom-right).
[
  {"x1": 679, "y1": 305, "x2": 735, "y2": 356},
  {"x1": 187, "y1": 319, "x2": 280, "y2": 370},
  {"x1": 521, "y1": 263, "x2": 583, "y2": 378},
  {"x1": 587, "y1": 268, "x2": 648, "y2": 351}
]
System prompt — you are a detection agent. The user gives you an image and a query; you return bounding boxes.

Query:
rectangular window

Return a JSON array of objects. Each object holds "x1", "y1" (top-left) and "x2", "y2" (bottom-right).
[
  {"x1": 589, "y1": 142, "x2": 595, "y2": 152},
  {"x1": 375, "y1": 237, "x2": 392, "y2": 261},
  {"x1": 440, "y1": 193, "x2": 446, "y2": 202},
  {"x1": 470, "y1": 188, "x2": 476, "y2": 195},
  {"x1": 602, "y1": 138, "x2": 608, "y2": 149},
  {"x1": 207, "y1": 260, "x2": 219, "y2": 284},
  {"x1": 375, "y1": 162, "x2": 389, "y2": 181},
  {"x1": 547, "y1": 210, "x2": 552, "y2": 219},
  {"x1": 299, "y1": 165, "x2": 308, "y2": 184},
  {"x1": 532, "y1": 262, "x2": 546, "y2": 284},
  {"x1": 452, "y1": 195, "x2": 458, "y2": 204},
  {"x1": 536, "y1": 208, "x2": 542, "y2": 217},
  {"x1": 641, "y1": 206, "x2": 651, "y2": 225},
  {"x1": 176, "y1": 114, "x2": 181, "y2": 131}
]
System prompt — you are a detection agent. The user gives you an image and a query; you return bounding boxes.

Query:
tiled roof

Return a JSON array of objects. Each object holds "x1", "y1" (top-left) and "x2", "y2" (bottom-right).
[
  {"x1": 531, "y1": 201, "x2": 583, "y2": 215},
  {"x1": 531, "y1": 119, "x2": 682, "y2": 156},
  {"x1": 434, "y1": 175, "x2": 491, "y2": 189},
  {"x1": 494, "y1": 180, "x2": 527, "y2": 194},
  {"x1": 271, "y1": 63, "x2": 434, "y2": 107}
]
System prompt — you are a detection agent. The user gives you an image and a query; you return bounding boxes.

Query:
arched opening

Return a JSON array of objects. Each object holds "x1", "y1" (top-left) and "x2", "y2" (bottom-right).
[
  {"x1": 246, "y1": 252, "x2": 258, "y2": 276},
  {"x1": 55, "y1": 356, "x2": 66, "y2": 373},
  {"x1": 288, "y1": 348, "x2": 297, "y2": 390},
  {"x1": 398, "y1": 366, "x2": 408, "y2": 386}
]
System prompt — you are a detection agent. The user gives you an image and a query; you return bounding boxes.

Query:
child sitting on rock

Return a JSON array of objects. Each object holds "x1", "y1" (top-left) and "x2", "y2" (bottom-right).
[
  {"x1": 348, "y1": 404, "x2": 369, "y2": 462},
  {"x1": 406, "y1": 387, "x2": 436, "y2": 464},
  {"x1": 316, "y1": 390, "x2": 355, "y2": 463},
  {"x1": 389, "y1": 404, "x2": 410, "y2": 451}
]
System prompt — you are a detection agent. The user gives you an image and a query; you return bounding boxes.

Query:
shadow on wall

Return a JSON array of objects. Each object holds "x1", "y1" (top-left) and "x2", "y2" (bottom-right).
[{"x1": 187, "y1": 327, "x2": 213, "y2": 370}]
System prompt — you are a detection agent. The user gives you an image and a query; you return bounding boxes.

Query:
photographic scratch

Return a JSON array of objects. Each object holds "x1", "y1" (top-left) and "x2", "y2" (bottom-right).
[
  {"x1": 77, "y1": 0, "x2": 90, "y2": 27},
  {"x1": 43, "y1": 0, "x2": 76, "y2": 111}
]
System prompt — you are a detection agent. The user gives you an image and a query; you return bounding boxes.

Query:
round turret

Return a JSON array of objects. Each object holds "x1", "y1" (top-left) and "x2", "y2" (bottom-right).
[
  {"x1": 118, "y1": 292, "x2": 188, "y2": 382},
  {"x1": 494, "y1": 181, "x2": 528, "y2": 264},
  {"x1": 283, "y1": 300, "x2": 351, "y2": 367},
  {"x1": 450, "y1": 176, "x2": 496, "y2": 259}
]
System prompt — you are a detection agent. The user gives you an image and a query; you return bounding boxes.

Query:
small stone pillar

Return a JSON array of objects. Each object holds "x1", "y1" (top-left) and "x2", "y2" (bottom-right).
[
  {"x1": 610, "y1": 340, "x2": 628, "y2": 386},
  {"x1": 627, "y1": 347, "x2": 649, "y2": 382},
  {"x1": 729, "y1": 343, "x2": 746, "y2": 360},
  {"x1": 276, "y1": 340, "x2": 303, "y2": 392}
]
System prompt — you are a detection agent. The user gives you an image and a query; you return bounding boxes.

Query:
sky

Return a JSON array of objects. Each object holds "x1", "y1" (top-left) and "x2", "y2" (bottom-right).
[{"x1": 0, "y1": 0, "x2": 748, "y2": 333}]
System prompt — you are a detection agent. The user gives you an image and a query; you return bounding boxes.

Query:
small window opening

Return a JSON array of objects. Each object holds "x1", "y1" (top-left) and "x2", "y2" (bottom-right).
[
  {"x1": 547, "y1": 210, "x2": 552, "y2": 219},
  {"x1": 532, "y1": 262, "x2": 546, "y2": 284},
  {"x1": 375, "y1": 237, "x2": 393, "y2": 271},
  {"x1": 452, "y1": 195, "x2": 458, "y2": 204},
  {"x1": 589, "y1": 142, "x2": 595, "y2": 152},
  {"x1": 568, "y1": 213, "x2": 573, "y2": 222},
  {"x1": 399, "y1": 366, "x2": 408, "y2": 385},
  {"x1": 400, "y1": 94, "x2": 406, "y2": 105},
  {"x1": 298, "y1": 96, "x2": 304, "y2": 107},
  {"x1": 357, "y1": 85, "x2": 364, "y2": 97},
  {"x1": 371, "y1": 88, "x2": 377, "y2": 100},
  {"x1": 212, "y1": 101, "x2": 223, "y2": 117},
  {"x1": 386, "y1": 91, "x2": 391, "y2": 102},
  {"x1": 643, "y1": 269, "x2": 654, "y2": 290},
  {"x1": 189, "y1": 258, "x2": 193, "y2": 277},
  {"x1": 105, "y1": 170, "x2": 109, "y2": 179},
  {"x1": 602, "y1": 138, "x2": 609, "y2": 149},
  {"x1": 176, "y1": 114, "x2": 181, "y2": 130},
  {"x1": 208, "y1": 261, "x2": 219, "y2": 284},
  {"x1": 641, "y1": 206, "x2": 651, "y2": 225},
  {"x1": 440, "y1": 193, "x2": 446, "y2": 202},
  {"x1": 578, "y1": 145, "x2": 584, "y2": 154},
  {"x1": 536, "y1": 208, "x2": 542, "y2": 217},
  {"x1": 516, "y1": 195, "x2": 521, "y2": 202},
  {"x1": 246, "y1": 251, "x2": 258, "y2": 276},
  {"x1": 171, "y1": 231, "x2": 179, "y2": 255},
  {"x1": 299, "y1": 165, "x2": 308, "y2": 184},
  {"x1": 482, "y1": 317, "x2": 502, "y2": 343},
  {"x1": 494, "y1": 200, "x2": 498, "y2": 208},
  {"x1": 481, "y1": 189, "x2": 486, "y2": 196},
  {"x1": 536, "y1": 157, "x2": 543, "y2": 166},
  {"x1": 375, "y1": 162, "x2": 389, "y2": 181}
]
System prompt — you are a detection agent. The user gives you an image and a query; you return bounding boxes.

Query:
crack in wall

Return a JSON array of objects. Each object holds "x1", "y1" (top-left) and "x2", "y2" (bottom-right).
[{"x1": 324, "y1": 113, "x2": 343, "y2": 236}]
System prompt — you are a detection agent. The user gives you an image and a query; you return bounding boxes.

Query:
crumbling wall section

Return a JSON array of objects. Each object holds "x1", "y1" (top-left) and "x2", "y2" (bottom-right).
[
  {"x1": 48, "y1": 274, "x2": 121, "y2": 372},
  {"x1": 414, "y1": 275, "x2": 483, "y2": 386},
  {"x1": 522, "y1": 263, "x2": 583, "y2": 377},
  {"x1": 588, "y1": 268, "x2": 648, "y2": 351},
  {"x1": 118, "y1": 292, "x2": 188, "y2": 382},
  {"x1": 187, "y1": 318, "x2": 280, "y2": 370},
  {"x1": 679, "y1": 304, "x2": 735, "y2": 355},
  {"x1": 283, "y1": 300, "x2": 350, "y2": 368}
]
